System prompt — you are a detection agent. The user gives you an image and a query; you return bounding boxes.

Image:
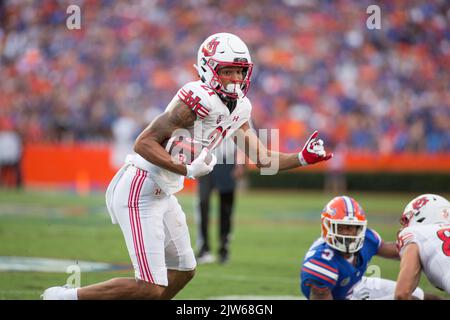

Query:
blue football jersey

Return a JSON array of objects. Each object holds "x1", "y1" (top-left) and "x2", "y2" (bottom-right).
[{"x1": 300, "y1": 228, "x2": 382, "y2": 300}]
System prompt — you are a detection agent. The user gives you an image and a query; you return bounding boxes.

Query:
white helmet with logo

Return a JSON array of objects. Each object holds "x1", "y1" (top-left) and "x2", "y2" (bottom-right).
[
  {"x1": 194, "y1": 32, "x2": 253, "y2": 100},
  {"x1": 400, "y1": 194, "x2": 450, "y2": 227}
]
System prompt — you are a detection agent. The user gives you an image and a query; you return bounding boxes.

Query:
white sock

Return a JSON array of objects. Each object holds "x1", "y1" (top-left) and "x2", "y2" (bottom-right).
[{"x1": 63, "y1": 288, "x2": 79, "y2": 300}]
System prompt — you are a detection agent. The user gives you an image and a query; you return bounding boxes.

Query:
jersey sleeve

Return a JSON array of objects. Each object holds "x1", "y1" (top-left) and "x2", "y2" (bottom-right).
[
  {"x1": 397, "y1": 227, "x2": 418, "y2": 256},
  {"x1": 176, "y1": 82, "x2": 211, "y2": 120},
  {"x1": 365, "y1": 228, "x2": 383, "y2": 254},
  {"x1": 240, "y1": 97, "x2": 252, "y2": 119},
  {"x1": 301, "y1": 256, "x2": 339, "y2": 292}
]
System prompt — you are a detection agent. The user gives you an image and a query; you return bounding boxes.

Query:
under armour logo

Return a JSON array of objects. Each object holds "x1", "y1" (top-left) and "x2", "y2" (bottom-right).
[
  {"x1": 155, "y1": 188, "x2": 162, "y2": 196},
  {"x1": 233, "y1": 116, "x2": 239, "y2": 122}
]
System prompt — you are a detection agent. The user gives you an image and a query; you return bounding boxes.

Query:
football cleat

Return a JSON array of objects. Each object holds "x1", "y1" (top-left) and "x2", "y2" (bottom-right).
[{"x1": 196, "y1": 251, "x2": 216, "y2": 264}]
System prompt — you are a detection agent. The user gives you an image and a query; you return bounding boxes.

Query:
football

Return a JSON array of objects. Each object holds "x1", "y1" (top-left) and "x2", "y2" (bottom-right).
[{"x1": 164, "y1": 135, "x2": 212, "y2": 165}]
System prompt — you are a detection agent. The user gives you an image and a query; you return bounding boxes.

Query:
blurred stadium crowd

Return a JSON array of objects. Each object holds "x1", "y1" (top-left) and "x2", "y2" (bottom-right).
[{"x1": 0, "y1": 0, "x2": 449, "y2": 153}]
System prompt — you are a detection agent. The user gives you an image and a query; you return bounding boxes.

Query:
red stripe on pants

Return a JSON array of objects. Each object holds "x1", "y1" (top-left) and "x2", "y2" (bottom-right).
[{"x1": 128, "y1": 169, "x2": 154, "y2": 283}]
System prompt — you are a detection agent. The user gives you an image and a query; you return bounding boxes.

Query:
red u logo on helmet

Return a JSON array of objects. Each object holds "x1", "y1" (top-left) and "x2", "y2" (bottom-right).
[{"x1": 202, "y1": 38, "x2": 220, "y2": 57}]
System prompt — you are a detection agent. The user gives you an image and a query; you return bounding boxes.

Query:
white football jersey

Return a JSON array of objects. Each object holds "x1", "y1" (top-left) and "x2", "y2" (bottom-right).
[
  {"x1": 397, "y1": 223, "x2": 450, "y2": 293},
  {"x1": 132, "y1": 80, "x2": 252, "y2": 194}
]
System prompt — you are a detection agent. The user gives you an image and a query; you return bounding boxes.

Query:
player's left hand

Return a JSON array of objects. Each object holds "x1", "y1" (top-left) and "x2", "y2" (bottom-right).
[{"x1": 298, "y1": 130, "x2": 333, "y2": 166}]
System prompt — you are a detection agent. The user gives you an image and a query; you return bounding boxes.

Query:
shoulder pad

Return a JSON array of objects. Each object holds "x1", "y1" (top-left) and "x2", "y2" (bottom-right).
[
  {"x1": 366, "y1": 228, "x2": 383, "y2": 248},
  {"x1": 302, "y1": 253, "x2": 339, "y2": 286},
  {"x1": 177, "y1": 82, "x2": 212, "y2": 119}
]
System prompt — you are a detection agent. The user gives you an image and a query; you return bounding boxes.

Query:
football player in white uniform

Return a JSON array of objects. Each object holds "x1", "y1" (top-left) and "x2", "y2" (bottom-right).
[
  {"x1": 395, "y1": 194, "x2": 450, "y2": 299},
  {"x1": 42, "y1": 33, "x2": 332, "y2": 300}
]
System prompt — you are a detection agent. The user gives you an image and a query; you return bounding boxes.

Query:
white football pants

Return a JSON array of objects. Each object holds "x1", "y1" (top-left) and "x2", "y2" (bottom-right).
[
  {"x1": 351, "y1": 276, "x2": 424, "y2": 300},
  {"x1": 105, "y1": 163, "x2": 196, "y2": 286}
]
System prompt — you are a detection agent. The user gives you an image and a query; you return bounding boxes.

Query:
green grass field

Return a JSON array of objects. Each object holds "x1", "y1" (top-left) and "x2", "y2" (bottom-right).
[{"x1": 0, "y1": 188, "x2": 449, "y2": 300}]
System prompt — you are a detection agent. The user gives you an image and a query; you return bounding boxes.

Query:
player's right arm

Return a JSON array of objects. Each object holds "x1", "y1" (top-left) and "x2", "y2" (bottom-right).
[
  {"x1": 134, "y1": 99, "x2": 197, "y2": 176},
  {"x1": 395, "y1": 233, "x2": 422, "y2": 300}
]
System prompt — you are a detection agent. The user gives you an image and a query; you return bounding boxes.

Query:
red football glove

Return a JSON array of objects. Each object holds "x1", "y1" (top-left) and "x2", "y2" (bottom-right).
[{"x1": 298, "y1": 131, "x2": 333, "y2": 166}]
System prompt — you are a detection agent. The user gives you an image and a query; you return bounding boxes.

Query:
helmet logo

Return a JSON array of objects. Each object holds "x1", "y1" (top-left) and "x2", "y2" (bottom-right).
[
  {"x1": 324, "y1": 204, "x2": 336, "y2": 216},
  {"x1": 443, "y1": 209, "x2": 449, "y2": 220},
  {"x1": 202, "y1": 38, "x2": 220, "y2": 57},
  {"x1": 340, "y1": 277, "x2": 350, "y2": 287},
  {"x1": 412, "y1": 196, "x2": 429, "y2": 213}
]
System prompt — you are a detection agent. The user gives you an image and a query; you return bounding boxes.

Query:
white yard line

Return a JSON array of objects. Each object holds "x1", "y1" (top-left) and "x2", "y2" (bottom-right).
[{"x1": 206, "y1": 295, "x2": 305, "y2": 300}]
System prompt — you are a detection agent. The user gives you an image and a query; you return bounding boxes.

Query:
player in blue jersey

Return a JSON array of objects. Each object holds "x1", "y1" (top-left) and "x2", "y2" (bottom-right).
[{"x1": 300, "y1": 196, "x2": 425, "y2": 300}]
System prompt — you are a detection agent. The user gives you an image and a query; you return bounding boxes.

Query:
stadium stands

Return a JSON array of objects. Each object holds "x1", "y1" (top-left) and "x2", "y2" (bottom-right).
[{"x1": 0, "y1": 0, "x2": 448, "y2": 154}]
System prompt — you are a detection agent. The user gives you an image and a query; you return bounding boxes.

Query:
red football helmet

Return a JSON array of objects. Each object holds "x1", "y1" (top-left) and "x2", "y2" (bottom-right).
[{"x1": 321, "y1": 196, "x2": 367, "y2": 253}]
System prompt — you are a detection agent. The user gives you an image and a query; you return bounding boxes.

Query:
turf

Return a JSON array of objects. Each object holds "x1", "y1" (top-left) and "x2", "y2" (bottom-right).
[{"x1": 0, "y1": 188, "x2": 448, "y2": 300}]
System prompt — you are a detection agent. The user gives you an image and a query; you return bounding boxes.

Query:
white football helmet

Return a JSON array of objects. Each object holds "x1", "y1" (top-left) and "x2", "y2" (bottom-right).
[
  {"x1": 400, "y1": 194, "x2": 450, "y2": 227},
  {"x1": 194, "y1": 32, "x2": 253, "y2": 100}
]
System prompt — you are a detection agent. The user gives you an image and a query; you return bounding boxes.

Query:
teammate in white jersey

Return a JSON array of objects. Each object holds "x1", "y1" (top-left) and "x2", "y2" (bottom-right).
[
  {"x1": 395, "y1": 194, "x2": 450, "y2": 299},
  {"x1": 42, "y1": 32, "x2": 332, "y2": 300}
]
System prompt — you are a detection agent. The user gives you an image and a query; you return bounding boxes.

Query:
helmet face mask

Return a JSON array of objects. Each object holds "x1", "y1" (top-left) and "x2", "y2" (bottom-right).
[
  {"x1": 215, "y1": 61, "x2": 252, "y2": 98},
  {"x1": 195, "y1": 33, "x2": 253, "y2": 100},
  {"x1": 321, "y1": 196, "x2": 368, "y2": 254},
  {"x1": 400, "y1": 194, "x2": 450, "y2": 227},
  {"x1": 323, "y1": 218, "x2": 367, "y2": 254}
]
